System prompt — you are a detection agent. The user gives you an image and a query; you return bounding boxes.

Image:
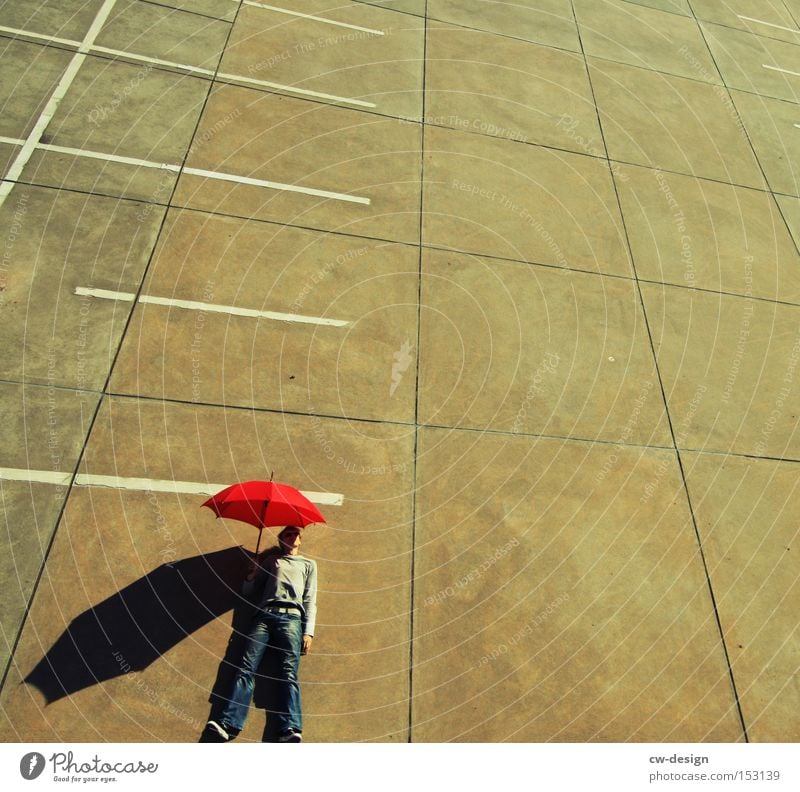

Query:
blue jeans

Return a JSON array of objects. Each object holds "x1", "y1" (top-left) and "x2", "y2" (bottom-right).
[{"x1": 218, "y1": 610, "x2": 303, "y2": 735}]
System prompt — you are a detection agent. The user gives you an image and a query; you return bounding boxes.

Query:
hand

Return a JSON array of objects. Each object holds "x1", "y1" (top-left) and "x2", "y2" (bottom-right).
[{"x1": 301, "y1": 635, "x2": 313, "y2": 655}]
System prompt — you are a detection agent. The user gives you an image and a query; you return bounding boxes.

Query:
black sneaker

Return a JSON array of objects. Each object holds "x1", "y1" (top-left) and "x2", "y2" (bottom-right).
[
  {"x1": 277, "y1": 729, "x2": 302, "y2": 743},
  {"x1": 204, "y1": 720, "x2": 234, "y2": 742}
]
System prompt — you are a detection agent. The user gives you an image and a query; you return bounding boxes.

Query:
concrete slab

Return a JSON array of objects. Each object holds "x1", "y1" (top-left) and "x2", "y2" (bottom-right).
[
  {"x1": 590, "y1": 58, "x2": 766, "y2": 189},
  {"x1": 730, "y1": 90, "x2": 800, "y2": 198},
  {"x1": 0, "y1": 185, "x2": 166, "y2": 390},
  {"x1": 422, "y1": 125, "x2": 631, "y2": 275},
  {"x1": 615, "y1": 163, "x2": 800, "y2": 302},
  {"x1": 0, "y1": 145, "x2": 17, "y2": 179},
  {"x1": 427, "y1": 0, "x2": 580, "y2": 52},
  {"x1": 641, "y1": 283, "x2": 800, "y2": 458},
  {"x1": 219, "y1": 1, "x2": 424, "y2": 120},
  {"x1": 174, "y1": 84, "x2": 422, "y2": 243},
  {"x1": 0, "y1": 39, "x2": 71, "y2": 140},
  {"x1": 95, "y1": 0, "x2": 231, "y2": 72},
  {"x1": 0, "y1": 381, "x2": 99, "y2": 674},
  {"x1": 775, "y1": 194, "x2": 800, "y2": 250},
  {"x1": 418, "y1": 247, "x2": 671, "y2": 445},
  {"x1": 425, "y1": 21, "x2": 602, "y2": 152},
  {"x1": 411, "y1": 427, "x2": 744, "y2": 741},
  {"x1": 19, "y1": 57, "x2": 208, "y2": 202},
  {"x1": 701, "y1": 21, "x2": 800, "y2": 104},
  {"x1": 691, "y1": 0, "x2": 800, "y2": 46},
  {"x1": 0, "y1": 395, "x2": 414, "y2": 742},
  {"x1": 574, "y1": 0, "x2": 721, "y2": 83},
  {"x1": 0, "y1": 0, "x2": 105, "y2": 40},
  {"x1": 108, "y1": 208, "x2": 420, "y2": 421},
  {"x1": 683, "y1": 451, "x2": 800, "y2": 741}
]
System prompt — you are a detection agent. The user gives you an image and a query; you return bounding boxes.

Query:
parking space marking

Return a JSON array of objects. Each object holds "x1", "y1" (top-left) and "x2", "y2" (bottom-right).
[
  {"x1": 0, "y1": 467, "x2": 344, "y2": 505},
  {"x1": 0, "y1": 136, "x2": 370, "y2": 205},
  {"x1": 737, "y1": 15, "x2": 800, "y2": 34},
  {"x1": 0, "y1": 0, "x2": 119, "y2": 209},
  {"x1": 762, "y1": 64, "x2": 800, "y2": 78},
  {"x1": 74, "y1": 287, "x2": 351, "y2": 327},
  {"x1": 241, "y1": 1, "x2": 385, "y2": 35},
  {"x1": 0, "y1": 25, "x2": 376, "y2": 107}
]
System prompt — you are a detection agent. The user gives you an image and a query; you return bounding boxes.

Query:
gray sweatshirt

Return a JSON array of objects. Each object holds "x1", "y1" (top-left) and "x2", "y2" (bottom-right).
[{"x1": 242, "y1": 552, "x2": 318, "y2": 636}]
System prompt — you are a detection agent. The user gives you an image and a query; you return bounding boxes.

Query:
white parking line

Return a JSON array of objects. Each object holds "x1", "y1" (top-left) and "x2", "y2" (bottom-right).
[
  {"x1": 0, "y1": 0, "x2": 119, "y2": 209},
  {"x1": 74, "y1": 287, "x2": 351, "y2": 327},
  {"x1": 216, "y1": 71, "x2": 376, "y2": 107},
  {"x1": 242, "y1": 1, "x2": 385, "y2": 35},
  {"x1": 0, "y1": 136, "x2": 370, "y2": 205},
  {"x1": 0, "y1": 467, "x2": 344, "y2": 505},
  {"x1": 762, "y1": 63, "x2": 800, "y2": 78},
  {"x1": 0, "y1": 24, "x2": 376, "y2": 107},
  {"x1": 737, "y1": 15, "x2": 800, "y2": 34}
]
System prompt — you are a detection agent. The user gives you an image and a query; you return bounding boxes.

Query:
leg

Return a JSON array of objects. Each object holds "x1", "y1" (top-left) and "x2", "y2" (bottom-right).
[
  {"x1": 267, "y1": 614, "x2": 303, "y2": 736},
  {"x1": 217, "y1": 615, "x2": 272, "y2": 733}
]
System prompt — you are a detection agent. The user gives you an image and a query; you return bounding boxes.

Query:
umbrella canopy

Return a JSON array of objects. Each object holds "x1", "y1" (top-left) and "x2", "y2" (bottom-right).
[{"x1": 202, "y1": 480, "x2": 325, "y2": 535}]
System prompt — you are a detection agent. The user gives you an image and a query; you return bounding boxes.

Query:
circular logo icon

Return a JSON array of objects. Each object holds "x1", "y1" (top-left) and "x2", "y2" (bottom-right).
[{"x1": 20, "y1": 752, "x2": 46, "y2": 780}]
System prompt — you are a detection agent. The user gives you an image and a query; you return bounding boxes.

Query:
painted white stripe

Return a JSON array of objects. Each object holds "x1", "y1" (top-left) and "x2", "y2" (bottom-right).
[
  {"x1": 182, "y1": 165, "x2": 370, "y2": 205},
  {"x1": 0, "y1": 468, "x2": 71, "y2": 486},
  {"x1": 795, "y1": 124, "x2": 800, "y2": 129},
  {"x1": 74, "y1": 287, "x2": 350, "y2": 327},
  {"x1": 738, "y1": 15, "x2": 800, "y2": 34},
  {"x1": 243, "y1": 1, "x2": 385, "y2": 35},
  {"x1": 90, "y1": 45, "x2": 215, "y2": 75},
  {"x1": 0, "y1": 24, "x2": 78, "y2": 47},
  {"x1": 1, "y1": 137, "x2": 368, "y2": 204},
  {"x1": 0, "y1": 467, "x2": 343, "y2": 505},
  {"x1": 0, "y1": 25, "x2": 372, "y2": 107},
  {"x1": 74, "y1": 473, "x2": 344, "y2": 505},
  {"x1": 762, "y1": 63, "x2": 800, "y2": 78},
  {"x1": 40, "y1": 142, "x2": 182, "y2": 171},
  {"x1": 216, "y1": 71, "x2": 376, "y2": 108},
  {"x1": 0, "y1": 0, "x2": 118, "y2": 209}
]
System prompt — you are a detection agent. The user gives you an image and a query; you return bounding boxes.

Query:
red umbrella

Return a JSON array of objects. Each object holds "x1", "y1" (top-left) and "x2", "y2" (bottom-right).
[{"x1": 202, "y1": 479, "x2": 326, "y2": 555}]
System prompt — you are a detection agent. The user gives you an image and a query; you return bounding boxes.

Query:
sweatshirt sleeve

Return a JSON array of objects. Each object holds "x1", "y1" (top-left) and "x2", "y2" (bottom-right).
[{"x1": 303, "y1": 560, "x2": 318, "y2": 637}]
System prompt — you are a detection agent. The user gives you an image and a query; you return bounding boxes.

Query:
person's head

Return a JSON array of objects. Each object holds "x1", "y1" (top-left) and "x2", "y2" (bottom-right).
[{"x1": 278, "y1": 526, "x2": 302, "y2": 555}]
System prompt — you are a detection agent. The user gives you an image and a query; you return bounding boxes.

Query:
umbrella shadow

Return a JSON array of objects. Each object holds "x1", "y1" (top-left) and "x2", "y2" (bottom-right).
[{"x1": 24, "y1": 546, "x2": 253, "y2": 704}]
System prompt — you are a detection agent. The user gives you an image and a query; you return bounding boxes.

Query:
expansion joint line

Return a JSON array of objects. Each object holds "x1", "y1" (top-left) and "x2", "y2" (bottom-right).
[{"x1": 568, "y1": 0, "x2": 750, "y2": 742}]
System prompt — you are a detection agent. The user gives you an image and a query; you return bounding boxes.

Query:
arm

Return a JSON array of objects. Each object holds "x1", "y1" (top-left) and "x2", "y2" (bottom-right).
[
  {"x1": 301, "y1": 560, "x2": 318, "y2": 655},
  {"x1": 241, "y1": 556, "x2": 267, "y2": 597}
]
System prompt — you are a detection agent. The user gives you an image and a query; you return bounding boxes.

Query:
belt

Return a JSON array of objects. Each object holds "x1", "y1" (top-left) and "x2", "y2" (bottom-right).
[{"x1": 261, "y1": 605, "x2": 300, "y2": 614}]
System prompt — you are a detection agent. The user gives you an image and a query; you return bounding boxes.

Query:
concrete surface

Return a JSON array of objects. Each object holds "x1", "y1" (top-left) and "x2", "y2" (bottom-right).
[{"x1": 1, "y1": 0, "x2": 798, "y2": 743}]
